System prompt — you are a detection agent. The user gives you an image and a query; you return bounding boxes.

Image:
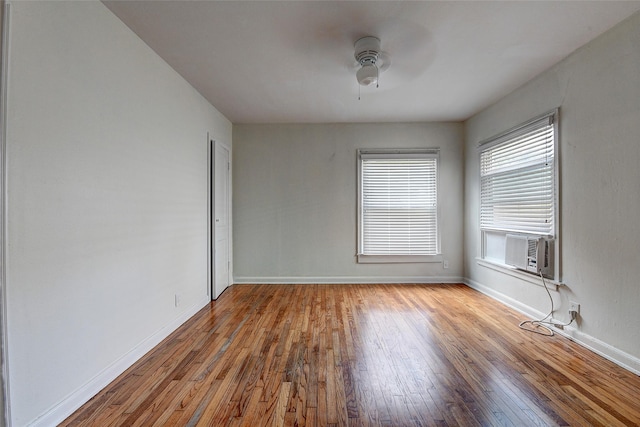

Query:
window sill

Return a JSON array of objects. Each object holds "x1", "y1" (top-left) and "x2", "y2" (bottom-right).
[
  {"x1": 358, "y1": 254, "x2": 443, "y2": 264},
  {"x1": 476, "y1": 257, "x2": 561, "y2": 290}
]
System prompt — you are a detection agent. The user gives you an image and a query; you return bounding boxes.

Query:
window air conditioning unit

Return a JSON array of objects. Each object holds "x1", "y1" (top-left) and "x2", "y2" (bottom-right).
[{"x1": 505, "y1": 234, "x2": 554, "y2": 278}]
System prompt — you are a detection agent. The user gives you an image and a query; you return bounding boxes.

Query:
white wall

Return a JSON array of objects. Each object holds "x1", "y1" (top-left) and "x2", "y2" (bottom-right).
[
  {"x1": 464, "y1": 12, "x2": 640, "y2": 371},
  {"x1": 233, "y1": 122, "x2": 464, "y2": 283},
  {"x1": 4, "y1": 1, "x2": 231, "y2": 425}
]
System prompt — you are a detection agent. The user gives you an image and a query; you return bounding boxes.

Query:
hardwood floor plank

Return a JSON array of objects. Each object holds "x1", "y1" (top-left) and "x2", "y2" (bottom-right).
[
  {"x1": 272, "y1": 381, "x2": 291, "y2": 427},
  {"x1": 62, "y1": 284, "x2": 640, "y2": 426}
]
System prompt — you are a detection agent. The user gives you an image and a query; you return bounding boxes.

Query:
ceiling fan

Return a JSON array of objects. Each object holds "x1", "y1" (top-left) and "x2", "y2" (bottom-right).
[{"x1": 354, "y1": 36, "x2": 391, "y2": 87}]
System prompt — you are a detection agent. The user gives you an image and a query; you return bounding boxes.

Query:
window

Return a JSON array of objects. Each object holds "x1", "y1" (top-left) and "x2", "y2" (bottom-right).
[
  {"x1": 357, "y1": 149, "x2": 439, "y2": 263},
  {"x1": 479, "y1": 110, "x2": 559, "y2": 275}
]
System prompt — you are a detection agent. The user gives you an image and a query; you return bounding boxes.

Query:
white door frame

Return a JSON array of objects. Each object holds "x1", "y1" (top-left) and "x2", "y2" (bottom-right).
[
  {"x1": 1, "y1": 2, "x2": 11, "y2": 424},
  {"x1": 210, "y1": 139, "x2": 231, "y2": 300},
  {"x1": 207, "y1": 135, "x2": 212, "y2": 300}
]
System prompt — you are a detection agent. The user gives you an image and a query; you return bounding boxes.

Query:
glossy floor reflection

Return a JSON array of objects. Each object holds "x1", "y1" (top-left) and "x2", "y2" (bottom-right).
[{"x1": 63, "y1": 284, "x2": 640, "y2": 426}]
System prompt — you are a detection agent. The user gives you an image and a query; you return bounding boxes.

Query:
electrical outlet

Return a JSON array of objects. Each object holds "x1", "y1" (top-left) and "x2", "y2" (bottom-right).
[
  {"x1": 175, "y1": 294, "x2": 181, "y2": 307},
  {"x1": 443, "y1": 260, "x2": 449, "y2": 269},
  {"x1": 570, "y1": 301, "x2": 580, "y2": 314}
]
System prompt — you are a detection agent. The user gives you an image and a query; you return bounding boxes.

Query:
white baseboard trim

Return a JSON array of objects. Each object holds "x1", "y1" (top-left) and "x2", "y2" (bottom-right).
[
  {"x1": 233, "y1": 276, "x2": 465, "y2": 285},
  {"x1": 28, "y1": 296, "x2": 210, "y2": 427},
  {"x1": 464, "y1": 277, "x2": 640, "y2": 376},
  {"x1": 556, "y1": 325, "x2": 640, "y2": 376},
  {"x1": 464, "y1": 277, "x2": 546, "y2": 320}
]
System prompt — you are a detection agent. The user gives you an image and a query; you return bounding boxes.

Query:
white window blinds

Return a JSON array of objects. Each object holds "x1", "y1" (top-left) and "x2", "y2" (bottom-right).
[
  {"x1": 360, "y1": 152, "x2": 438, "y2": 256},
  {"x1": 480, "y1": 113, "x2": 556, "y2": 236}
]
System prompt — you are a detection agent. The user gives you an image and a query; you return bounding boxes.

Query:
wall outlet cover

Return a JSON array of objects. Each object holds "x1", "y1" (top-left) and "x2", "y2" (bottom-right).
[{"x1": 570, "y1": 301, "x2": 580, "y2": 314}]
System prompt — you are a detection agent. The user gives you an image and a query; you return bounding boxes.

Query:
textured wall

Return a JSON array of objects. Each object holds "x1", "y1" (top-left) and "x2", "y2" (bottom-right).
[
  {"x1": 233, "y1": 122, "x2": 464, "y2": 283},
  {"x1": 4, "y1": 1, "x2": 230, "y2": 424},
  {"x1": 465, "y1": 12, "x2": 640, "y2": 371}
]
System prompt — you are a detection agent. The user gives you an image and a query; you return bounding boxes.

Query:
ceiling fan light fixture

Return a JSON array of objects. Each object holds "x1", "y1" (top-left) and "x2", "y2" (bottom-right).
[{"x1": 356, "y1": 63, "x2": 378, "y2": 86}]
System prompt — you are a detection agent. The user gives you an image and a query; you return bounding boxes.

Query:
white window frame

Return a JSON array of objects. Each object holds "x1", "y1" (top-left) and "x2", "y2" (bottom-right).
[
  {"x1": 478, "y1": 109, "x2": 560, "y2": 280},
  {"x1": 357, "y1": 149, "x2": 441, "y2": 264}
]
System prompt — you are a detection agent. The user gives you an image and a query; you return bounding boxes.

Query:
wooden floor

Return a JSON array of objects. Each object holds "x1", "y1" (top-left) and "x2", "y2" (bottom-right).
[{"x1": 62, "y1": 284, "x2": 640, "y2": 426}]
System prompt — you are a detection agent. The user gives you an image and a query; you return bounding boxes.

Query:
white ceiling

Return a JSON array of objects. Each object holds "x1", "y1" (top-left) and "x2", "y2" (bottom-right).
[{"x1": 103, "y1": 1, "x2": 640, "y2": 124}]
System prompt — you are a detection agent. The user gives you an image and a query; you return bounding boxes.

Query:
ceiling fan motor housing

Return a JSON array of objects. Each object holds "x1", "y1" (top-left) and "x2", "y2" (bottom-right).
[{"x1": 354, "y1": 36, "x2": 381, "y2": 66}]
